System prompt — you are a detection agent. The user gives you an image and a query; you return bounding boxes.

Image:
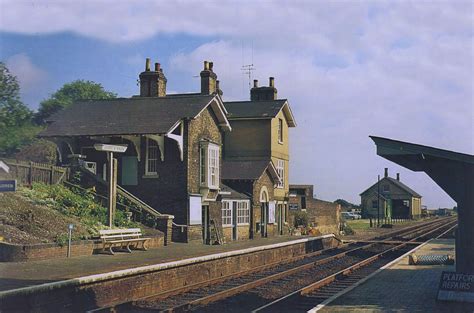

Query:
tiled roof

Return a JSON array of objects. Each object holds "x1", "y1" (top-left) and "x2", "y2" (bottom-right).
[
  {"x1": 222, "y1": 160, "x2": 272, "y2": 181},
  {"x1": 40, "y1": 95, "x2": 216, "y2": 137},
  {"x1": 360, "y1": 177, "x2": 422, "y2": 198},
  {"x1": 220, "y1": 183, "x2": 251, "y2": 199},
  {"x1": 224, "y1": 100, "x2": 288, "y2": 119}
]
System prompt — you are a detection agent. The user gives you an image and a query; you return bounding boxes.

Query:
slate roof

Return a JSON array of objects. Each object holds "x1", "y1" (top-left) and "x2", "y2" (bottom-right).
[
  {"x1": 222, "y1": 160, "x2": 271, "y2": 181},
  {"x1": 40, "y1": 95, "x2": 216, "y2": 137},
  {"x1": 224, "y1": 100, "x2": 288, "y2": 119},
  {"x1": 220, "y1": 183, "x2": 251, "y2": 199},
  {"x1": 360, "y1": 177, "x2": 422, "y2": 198}
]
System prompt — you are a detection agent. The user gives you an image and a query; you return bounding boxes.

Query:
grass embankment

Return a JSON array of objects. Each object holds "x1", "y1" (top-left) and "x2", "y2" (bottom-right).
[{"x1": 0, "y1": 183, "x2": 138, "y2": 245}]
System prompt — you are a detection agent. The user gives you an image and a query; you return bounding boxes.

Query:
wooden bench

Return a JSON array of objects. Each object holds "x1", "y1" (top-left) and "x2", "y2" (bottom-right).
[{"x1": 99, "y1": 228, "x2": 150, "y2": 255}]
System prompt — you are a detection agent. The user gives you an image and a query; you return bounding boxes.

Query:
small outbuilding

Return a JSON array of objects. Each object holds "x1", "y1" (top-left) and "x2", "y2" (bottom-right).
[{"x1": 360, "y1": 168, "x2": 422, "y2": 219}]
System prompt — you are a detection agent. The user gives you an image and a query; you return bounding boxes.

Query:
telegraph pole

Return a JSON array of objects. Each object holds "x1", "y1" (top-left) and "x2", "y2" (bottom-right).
[{"x1": 377, "y1": 175, "x2": 380, "y2": 227}]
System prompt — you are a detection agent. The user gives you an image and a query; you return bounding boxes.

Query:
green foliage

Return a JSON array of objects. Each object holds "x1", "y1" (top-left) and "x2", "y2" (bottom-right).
[
  {"x1": 0, "y1": 62, "x2": 41, "y2": 155},
  {"x1": 35, "y1": 80, "x2": 117, "y2": 124},
  {"x1": 294, "y1": 211, "x2": 309, "y2": 228},
  {"x1": 342, "y1": 222, "x2": 354, "y2": 235},
  {"x1": 20, "y1": 183, "x2": 138, "y2": 238},
  {"x1": 14, "y1": 139, "x2": 57, "y2": 164}
]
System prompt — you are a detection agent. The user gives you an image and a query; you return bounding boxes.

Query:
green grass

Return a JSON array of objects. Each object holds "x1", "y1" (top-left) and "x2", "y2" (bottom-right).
[{"x1": 346, "y1": 219, "x2": 371, "y2": 230}]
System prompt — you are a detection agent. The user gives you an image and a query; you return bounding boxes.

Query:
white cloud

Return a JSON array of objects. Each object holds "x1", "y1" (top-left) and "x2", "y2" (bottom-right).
[
  {"x1": 2, "y1": 1, "x2": 471, "y2": 207},
  {"x1": 5, "y1": 53, "x2": 48, "y2": 100}
]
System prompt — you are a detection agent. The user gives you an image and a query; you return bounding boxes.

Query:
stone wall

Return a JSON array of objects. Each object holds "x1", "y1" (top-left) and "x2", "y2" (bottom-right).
[{"x1": 289, "y1": 195, "x2": 340, "y2": 235}]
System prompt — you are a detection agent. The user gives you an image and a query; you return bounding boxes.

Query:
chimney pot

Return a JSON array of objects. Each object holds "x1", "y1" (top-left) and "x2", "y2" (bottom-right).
[
  {"x1": 209, "y1": 62, "x2": 214, "y2": 71},
  {"x1": 154, "y1": 63, "x2": 160, "y2": 71},
  {"x1": 269, "y1": 77, "x2": 275, "y2": 87},
  {"x1": 145, "y1": 58, "x2": 151, "y2": 71},
  {"x1": 204, "y1": 61, "x2": 209, "y2": 70},
  {"x1": 384, "y1": 168, "x2": 388, "y2": 178},
  {"x1": 216, "y1": 80, "x2": 220, "y2": 90},
  {"x1": 253, "y1": 79, "x2": 258, "y2": 88},
  {"x1": 397, "y1": 173, "x2": 400, "y2": 181}
]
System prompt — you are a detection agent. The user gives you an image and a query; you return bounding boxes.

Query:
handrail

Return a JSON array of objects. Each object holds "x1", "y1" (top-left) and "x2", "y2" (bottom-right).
[{"x1": 76, "y1": 165, "x2": 162, "y2": 218}]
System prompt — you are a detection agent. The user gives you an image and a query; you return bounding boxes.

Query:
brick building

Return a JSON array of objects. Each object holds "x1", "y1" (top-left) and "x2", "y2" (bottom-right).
[
  {"x1": 40, "y1": 59, "x2": 298, "y2": 244},
  {"x1": 288, "y1": 185, "x2": 341, "y2": 234},
  {"x1": 360, "y1": 168, "x2": 422, "y2": 219}
]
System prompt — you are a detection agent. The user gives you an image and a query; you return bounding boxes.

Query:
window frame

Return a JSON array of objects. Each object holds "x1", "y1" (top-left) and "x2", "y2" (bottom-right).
[
  {"x1": 200, "y1": 142, "x2": 220, "y2": 189},
  {"x1": 222, "y1": 200, "x2": 233, "y2": 226},
  {"x1": 236, "y1": 200, "x2": 250, "y2": 225},
  {"x1": 372, "y1": 200, "x2": 378, "y2": 209},
  {"x1": 278, "y1": 118, "x2": 283, "y2": 143},
  {"x1": 276, "y1": 159, "x2": 285, "y2": 189},
  {"x1": 145, "y1": 138, "x2": 159, "y2": 175}
]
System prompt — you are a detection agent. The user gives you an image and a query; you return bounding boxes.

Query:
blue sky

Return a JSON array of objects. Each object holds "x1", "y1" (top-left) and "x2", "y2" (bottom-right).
[{"x1": 1, "y1": 1, "x2": 472, "y2": 208}]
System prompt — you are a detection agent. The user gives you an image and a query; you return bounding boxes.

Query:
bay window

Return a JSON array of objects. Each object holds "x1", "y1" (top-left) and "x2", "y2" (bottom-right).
[{"x1": 200, "y1": 142, "x2": 220, "y2": 189}]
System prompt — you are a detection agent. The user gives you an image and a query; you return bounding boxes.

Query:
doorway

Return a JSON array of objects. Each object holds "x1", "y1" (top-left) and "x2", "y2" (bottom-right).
[
  {"x1": 277, "y1": 203, "x2": 285, "y2": 235},
  {"x1": 202, "y1": 205, "x2": 210, "y2": 243},
  {"x1": 260, "y1": 188, "x2": 269, "y2": 237}
]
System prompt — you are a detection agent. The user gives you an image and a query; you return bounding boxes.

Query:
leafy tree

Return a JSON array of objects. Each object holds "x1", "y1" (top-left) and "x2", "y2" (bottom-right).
[
  {"x1": 0, "y1": 62, "x2": 41, "y2": 155},
  {"x1": 35, "y1": 80, "x2": 117, "y2": 124}
]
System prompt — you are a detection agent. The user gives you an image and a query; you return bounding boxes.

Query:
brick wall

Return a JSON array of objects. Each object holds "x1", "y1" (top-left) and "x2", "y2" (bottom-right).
[
  {"x1": 1, "y1": 236, "x2": 338, "y2": 312},
  {"x1": 0, "y1": 236, "x2": 164, "y2": 262},
  {"x1": 289, "y1": 197, "x2": 341, "y2": 234}
]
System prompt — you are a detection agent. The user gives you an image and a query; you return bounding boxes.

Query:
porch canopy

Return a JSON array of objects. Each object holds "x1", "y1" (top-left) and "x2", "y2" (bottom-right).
[{"x1": 370, "y1": 136, "x2": 474, "y2": 273}]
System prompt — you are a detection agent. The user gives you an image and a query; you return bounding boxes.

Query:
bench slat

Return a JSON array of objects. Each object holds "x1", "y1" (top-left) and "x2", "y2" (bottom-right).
[{"x1": 99, "y1": 228, "x2": 141, "y2": 235}]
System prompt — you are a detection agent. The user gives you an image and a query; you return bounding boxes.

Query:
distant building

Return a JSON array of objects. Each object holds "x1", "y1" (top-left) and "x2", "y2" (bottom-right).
[
  {"x1": 360, "y1": 168, "x2": 422, "y2": 219},
  {"x1": 288, "y1": 184, "x2": 340, "y2": 234}
]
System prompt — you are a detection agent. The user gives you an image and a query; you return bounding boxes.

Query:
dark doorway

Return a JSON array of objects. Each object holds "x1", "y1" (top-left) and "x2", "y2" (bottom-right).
[
  {"x1": 202, "y1": 205, "x2": 210, "y2": 244},
  {"x1": 392, "y1": 199, "x2": 410, "y2": 219}
]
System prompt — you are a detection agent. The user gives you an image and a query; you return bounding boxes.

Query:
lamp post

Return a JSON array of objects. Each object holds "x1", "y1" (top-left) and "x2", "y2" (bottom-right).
[{"x1": 94, "y1": 144, "x2": 127, "y2": 227}]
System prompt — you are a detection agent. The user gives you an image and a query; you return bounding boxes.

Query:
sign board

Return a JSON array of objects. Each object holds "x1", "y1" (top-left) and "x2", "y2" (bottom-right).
[
  {"x1": 189, "y1": 196, "x2": 202, "y2": 225},
  {"x1": 289, "y1": 203, "x2": 299, "y2": 210},
  {"x1": 0, "y1": 180, "x2": 16, "y2": 192},
  {"x1": 438, "y1": 271, "x2": 474, "y2": 303},
  {"x1": 94, "y1": 144, "x2": 128, "y2": 153},
  {"x1": 0, "y1": 161, "x2": 10, "y2": 173}
]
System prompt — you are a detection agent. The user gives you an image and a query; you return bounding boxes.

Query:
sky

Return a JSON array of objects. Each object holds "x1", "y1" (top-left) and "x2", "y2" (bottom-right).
[{"x1": 0, "y1": 1, "x2": 472, "y2": 208}]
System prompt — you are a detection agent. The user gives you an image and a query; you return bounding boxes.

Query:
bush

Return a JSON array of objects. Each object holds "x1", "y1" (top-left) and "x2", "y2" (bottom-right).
[
  {"x1": 294, "y1": 211, "x2": 309, "y2": 228},
  {"x1": 14, "y1": 139, "x2": 57, "y2": 164}
]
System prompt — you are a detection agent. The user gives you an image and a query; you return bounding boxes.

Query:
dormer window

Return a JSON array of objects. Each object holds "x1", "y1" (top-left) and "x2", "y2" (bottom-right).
[
  {"x1": 200, "y1": 142, "x2": 220, "y2": 189},
  {"x1": 278, "y1": 118, "x2": 283, "y2": 143}
]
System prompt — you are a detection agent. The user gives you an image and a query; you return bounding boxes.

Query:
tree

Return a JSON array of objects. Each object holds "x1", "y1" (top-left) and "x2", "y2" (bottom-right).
[
  {"x1": 0, "y1": 63, "x2": 41, "y2": 155},
  {"x1": 35, "y1": 80, "x2": 117, "y2": 124}
]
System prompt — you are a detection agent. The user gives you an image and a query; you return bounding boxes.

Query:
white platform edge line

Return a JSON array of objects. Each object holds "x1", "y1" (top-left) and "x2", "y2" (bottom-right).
[
  {"x1": 0, "y1": 234, "x2": 334, "y2": 298},
  {"x1": 308, "y1": 239, "x2": 434, "y2": 313}
]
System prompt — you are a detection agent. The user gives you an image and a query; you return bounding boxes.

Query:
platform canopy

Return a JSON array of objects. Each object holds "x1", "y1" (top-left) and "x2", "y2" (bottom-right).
[{"x1": 370, "y1": 136, "x2": 474, "y2": 273}]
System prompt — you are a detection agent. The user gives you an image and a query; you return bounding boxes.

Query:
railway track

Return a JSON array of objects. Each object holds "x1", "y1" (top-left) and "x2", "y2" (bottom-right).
[{"x1": 111, "y1": 217, "x2": 456, "y2": 313}]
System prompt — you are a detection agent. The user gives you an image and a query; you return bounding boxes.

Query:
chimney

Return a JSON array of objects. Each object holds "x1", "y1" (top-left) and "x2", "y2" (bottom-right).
[
  {"x1": 397, "y1": 173, "x2": 400, "y2": 181},
  {"x1": 145, "y1": 58, "x2": 151, "y2": 71},
  {"x1": 200, "y1": 60, "x2": 217, "y2": 95},
  {"x1": 216, "y1": 80, "x2": 223, "y2": 96},
  {"x1": 250, "y1": 76, "x2": 278, "y2": 101},
  {"x1": 139, "y1": 58, "x2": 167, "y2": 97},
  {"x1": 384, "y1": 168, "x2": 388, "y2": 178}
]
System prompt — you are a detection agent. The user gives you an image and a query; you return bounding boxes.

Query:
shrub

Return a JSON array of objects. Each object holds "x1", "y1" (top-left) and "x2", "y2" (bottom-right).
[{"x1": 294, "y1": 211, "x2": 309, "y2": 228}]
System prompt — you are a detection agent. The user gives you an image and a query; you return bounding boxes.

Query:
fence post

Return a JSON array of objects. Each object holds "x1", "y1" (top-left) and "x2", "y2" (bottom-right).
[
  {"x1": 28, "y1": 161, "x2": 33, "y2": 187},
  {"x1": 49, "y1": 166, "x2": 54, "y2": 185}
]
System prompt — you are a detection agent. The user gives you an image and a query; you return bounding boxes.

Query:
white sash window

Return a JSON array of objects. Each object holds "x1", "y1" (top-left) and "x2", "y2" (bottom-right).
[
  {"x1": 200, "y1": 142, "x2": 220, "y2": 189},
  {"x1": 146, "y1": 138, "x2": 159, "y2": 175}
]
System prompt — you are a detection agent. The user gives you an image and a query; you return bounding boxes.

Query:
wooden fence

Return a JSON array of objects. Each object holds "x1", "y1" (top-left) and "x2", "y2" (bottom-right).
[{"x1": 1, "y1": 158, "x2": 69, "y2": 186}]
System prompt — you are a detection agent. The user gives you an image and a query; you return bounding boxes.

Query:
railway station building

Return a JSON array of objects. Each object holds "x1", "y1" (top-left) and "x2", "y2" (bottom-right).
[{"x1": 39, "y1": 59, "x2": 297, "y2": 244}]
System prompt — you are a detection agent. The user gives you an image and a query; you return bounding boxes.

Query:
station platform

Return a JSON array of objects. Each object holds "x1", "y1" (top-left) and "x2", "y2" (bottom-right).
[
  {"x1": 0, "y1": 235, "x2": 308, "y2": 292},
  {"x1": 315, "y1": 238, "x2": 474, "y2": 313}
]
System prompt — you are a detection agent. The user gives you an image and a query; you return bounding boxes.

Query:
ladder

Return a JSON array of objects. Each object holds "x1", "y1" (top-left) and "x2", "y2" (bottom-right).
[{"x1": 209, "y1": 219, "x2": 224, "y2": 245}]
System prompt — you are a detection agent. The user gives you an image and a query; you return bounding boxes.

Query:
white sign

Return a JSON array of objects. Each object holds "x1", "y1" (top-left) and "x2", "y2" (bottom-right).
[
  {"x1": 94, "y1": 144, "x2": 128, "y2": 153},
  {"x1": 268, "y1": 201, "x2": 276, "y2": 224},
  {"x1": 189, "y1": 196, "x2": 202, "y2": 225}
]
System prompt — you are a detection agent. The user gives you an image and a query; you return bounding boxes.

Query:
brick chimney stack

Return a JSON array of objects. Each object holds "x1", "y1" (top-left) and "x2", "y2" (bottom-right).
[
  {"x1": 384, "y1": 168, "x2": 388, "y2": 178},
  {"x1": 397, "y1": 173, "x2": 400, "y2": 181},
  {"x1": 139, "y1": 58, "x2": 167, "y2": 97},
  {"x1": 200, "y1": 60, "x2": 218, "y2": 95},
  {"x1": 250, "y1": 76, "x2": 277, "y2": 101}
]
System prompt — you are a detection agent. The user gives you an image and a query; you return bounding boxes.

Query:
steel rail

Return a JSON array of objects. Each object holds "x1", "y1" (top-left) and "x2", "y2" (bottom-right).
[
  {"x1": 251, "y1": 219, "x2": 457, "y2": 313},
  {"x1": 135, "y1": 218, "x2": 454, "y2": 312}
]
